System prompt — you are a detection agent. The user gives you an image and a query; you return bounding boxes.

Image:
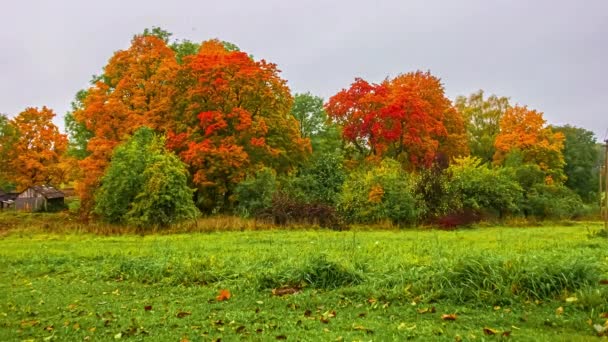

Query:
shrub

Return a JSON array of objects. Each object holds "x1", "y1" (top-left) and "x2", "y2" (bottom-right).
[
  {"x1": 234, "y1": 167, "x2": 277, "y2": 217},
  {"x1": 524, "y1": 184, "x2": 585, "y2": 219},
  {"x1": 447, "y1": 157, "x2": 523, "y2": 218},
  {"x1": 256, "y1": 192, "x2": 345, "y2": 230},
  {"x1": 338, "y1": 159, "x2": 422, "y2": 226},
  {"x1": 94, "y1": 127, "x2": 198, "y2": 227}
]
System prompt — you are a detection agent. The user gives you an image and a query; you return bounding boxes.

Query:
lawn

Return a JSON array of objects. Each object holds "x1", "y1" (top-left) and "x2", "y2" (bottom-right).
[{"x1": 1, "y1": 221, "x2": 608, "y2": 341}]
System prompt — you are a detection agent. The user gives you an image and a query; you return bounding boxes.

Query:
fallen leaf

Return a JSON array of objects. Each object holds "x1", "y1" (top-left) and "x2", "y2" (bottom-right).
[
  {"x1": 272, "y1": 286, "x2": 301, "y2": 296},
  {"x1": 593, "y1": 324, "x2": 606, "y2": 335},
  {"x1": 556, "y1": 306, "x2": 564, "y2": 315},
  {"x1": 352, "y1": 323, "x2": 374, "y2": 334},
  {"x1": 417, "y1": 306, "x2": 436, "y2": 314},
  {"x1": 441, "y1": 314, "x2": 457, "y2": 321},
  {"x1": 180, "y1": 339, "x2": 189, "y2": 342},
  {"x1": 502, "y1": 331, "x2": 512, "y2": 337},
  {"x1": 367, "y1": 298, "x2": 377, "y2": 304},
  {"x1": 114, "y1": 332, "x2": 122, "y2": 339},
  {"x1": 256, "y1": 328, "x2": 263, "y2": 333},
  {"x1": 304, "y1": 310, "x2": 312, "y2": 317},
  {"x1": 214, "y1": 320, "x2": 224, "y2": 326},
  {"x1": 600, "y1": 313, "x2": 608, "y2": 318},
  {"x1": 44, "y1": 325, "x2": 54, "y2": 331},
  {"x1": 493, "y1": 305, "x2": 501, "y2": 311},
  {"x1": 236, "y1": 326, "x2": 246, "y2": 333},
  {"x1": 276, "y1": 335, "x2": 287, "y2": 340},
  {"x1": 216, "y1": 289, "x2": 231, "y2": 301},
  {"x1": 565, "y1": 297, "x2": 578, "y2": 303},
  {"x1": 599, "y1": 279, "x2": 608, "y2": 285},
  {"x1": 483, "y1": 327, "x2": 498, "y2": 335},
  {"x1": 397, "y1": 323, "x2": 416, "y2": 331},
  {"x1": 176, "y1": 311, "x2": 192, "y2": 318},
  {"x1": 358, "y1": 312, "x2": 366, "y2": 318},
  {"x1": 144, "y1": 305, "x2": 152, "y2": 311}
]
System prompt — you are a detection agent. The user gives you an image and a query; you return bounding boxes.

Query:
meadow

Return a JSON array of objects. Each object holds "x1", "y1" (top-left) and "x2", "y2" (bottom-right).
[{"x1": 1, "y1": 215, "x2": 608, "y2": 341}]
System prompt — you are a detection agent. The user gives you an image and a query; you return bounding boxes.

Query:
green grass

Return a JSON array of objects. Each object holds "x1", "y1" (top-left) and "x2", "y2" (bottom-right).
[{"x1": 1, "y1": 220, "x2": 608, "y2": 341}]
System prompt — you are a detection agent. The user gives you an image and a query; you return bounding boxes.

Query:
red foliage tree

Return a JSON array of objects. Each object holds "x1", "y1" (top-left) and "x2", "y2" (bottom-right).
[{"x1": 326, "y1": 71, "x2": 467, "y2": 169}]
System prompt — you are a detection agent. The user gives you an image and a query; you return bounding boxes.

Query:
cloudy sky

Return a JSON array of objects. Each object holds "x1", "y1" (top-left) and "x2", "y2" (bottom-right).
[{"x1": 1, "y1": 0, "x2": 607, "y2": 140}]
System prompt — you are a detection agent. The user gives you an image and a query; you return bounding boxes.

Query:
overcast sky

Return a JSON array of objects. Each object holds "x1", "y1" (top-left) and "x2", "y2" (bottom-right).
[{"x1": 1, "y1": 0, "x2": 607, "y2": 140}]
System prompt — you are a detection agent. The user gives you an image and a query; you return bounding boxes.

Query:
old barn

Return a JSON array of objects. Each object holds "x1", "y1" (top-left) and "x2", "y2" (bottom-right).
[
  {"x1": 0, "y1": 190, "x2": 17, "y2": 210},
  {"x1": 15, "y1": 185, "x2": 65, "y2": 212}
]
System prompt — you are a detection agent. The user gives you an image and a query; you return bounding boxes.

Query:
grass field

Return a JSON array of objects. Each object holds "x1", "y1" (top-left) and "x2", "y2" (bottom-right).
[{"x1": 1, "y1": 219, "x2": 608, "y2": 341}]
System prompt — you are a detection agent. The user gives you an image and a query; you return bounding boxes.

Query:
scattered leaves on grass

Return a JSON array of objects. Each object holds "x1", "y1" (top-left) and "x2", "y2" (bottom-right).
[
  {"x1": 272, "y1": 286, "x2": 301, "y2": 296},
  {"x1": 417, "y1": 306, "x2": 436, "y2": 314},
  {"x1": 441, "y1": 314, "x2": 457, "y2": 321},
  {"x1": 352, "y1": 323, "x2": 373, "y2": 334},
  {"x1": 216, "y1": 289, "x2": 231, "y2": 301},
  {"x1": 176, "y1": 311, "x2": 192, "y2": 318},
  {"x1": 144, "y1": 305, "x2": 152, "y2": 311},
  {"x1": 483, "y1": 327, "x2": 498, "y2": 335}
]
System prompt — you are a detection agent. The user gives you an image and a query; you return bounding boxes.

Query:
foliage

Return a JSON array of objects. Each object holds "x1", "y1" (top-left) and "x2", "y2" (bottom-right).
[
  {"x1": 234, "y1": 167, "x2": 277, "y2": 217},
  {"x1": 64, "y1": 89, "x2": 93, "y2": 159},
  {"x1": 447, "y1": 157, "x2": 523, "y2": 217},
  {"x1": 0, "y1": 114, "x2": 17, "y2": 190},
  {"x1": 414, "y1": 155, "x2": 453, "y2": 220},
  {"x1": 256, "y1": 193, "x2": 345, "y2": 230},
  {"x1": 524, "y1": 184, "x2": 585, "y2": 220},
  {"x1": 454, "y1": 90, "x2": 510, "y2": 163},
  {"x1": 326, "y1": 71, "x2": 467, "y2": 169},
  {"x1": 4, "y1": 107, "x2": 68, "y2": 190},
  {"x1": 94, "y1": 127, "x2": 197, "y2": 227},
  {"x1": 291, "y1": 92, "x2": 327, "y2": 139},
  {"x1": 552, "y1": 125, "x2": 599, "y2": 202},
  {"x1": 167, "y1": 39, "x2": 310, "y2": 212},
  {"x1": 493, "y1": 106, "x2": 566, "y2": 183},
  {"x1": 74, "y1": 34, "x2": 179, "y2": 214},
  {"x1": 281, "y1": 152, "x2": 346, "y2": 206},
  {"x1": 338, "y1": 159, "x2": 422, "y2": 225}
]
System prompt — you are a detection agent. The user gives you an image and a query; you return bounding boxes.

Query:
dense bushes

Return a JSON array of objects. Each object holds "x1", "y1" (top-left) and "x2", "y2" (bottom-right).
[
  {"x1": 94, "y1": 127, "x2": 198, "y2": 227},
  {"x1": 338, "y1": 159, "x2": 422, "y2": 226}
]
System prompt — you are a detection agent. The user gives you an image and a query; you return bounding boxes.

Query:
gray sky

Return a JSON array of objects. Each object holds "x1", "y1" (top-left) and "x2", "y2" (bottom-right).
[{"x1": 1, "y1": 0, "x2": 607, "y2": 140}]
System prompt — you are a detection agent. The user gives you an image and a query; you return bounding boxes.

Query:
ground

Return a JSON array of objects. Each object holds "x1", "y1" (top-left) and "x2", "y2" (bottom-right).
[{"x1": 1, "y1": 220, "x2": 607, "y2": 341}]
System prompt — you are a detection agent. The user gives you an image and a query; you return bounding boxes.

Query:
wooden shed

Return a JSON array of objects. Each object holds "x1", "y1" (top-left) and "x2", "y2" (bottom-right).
[
  {"x1": 15, "y1": 185, "x2": 65, "y2": 212},
  {"x1": 0, "y1": 190, "x2": 17, "y2": 210}
]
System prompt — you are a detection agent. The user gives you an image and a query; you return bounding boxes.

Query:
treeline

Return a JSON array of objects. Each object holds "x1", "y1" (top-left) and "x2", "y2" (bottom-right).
[{"x1": 0, "y1": 27, "x2": 604, "y2": 228}]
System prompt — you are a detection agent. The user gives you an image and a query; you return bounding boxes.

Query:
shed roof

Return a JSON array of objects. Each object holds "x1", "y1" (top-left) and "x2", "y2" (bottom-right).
[{"x1": 28, "y1": 185, "x2": 65, "y2": 199}]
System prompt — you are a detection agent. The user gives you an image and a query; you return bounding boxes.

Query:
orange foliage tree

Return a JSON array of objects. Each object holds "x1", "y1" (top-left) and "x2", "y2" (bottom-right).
[
  {"x1": 325, "y1": 71, "x2": 468, "y2": 169},
  {"x1": 493, "y1": 105, "x2": 566, "y2": 183},
  {"x1": 73, "y1": 34, "x2": 179, "y2": 212},
  {"x1": 167, "y1": 40, "x2": 310, "y2": 211},
  {"x1": 7, "y1": 107, "x2": 68, "y2": 190}
]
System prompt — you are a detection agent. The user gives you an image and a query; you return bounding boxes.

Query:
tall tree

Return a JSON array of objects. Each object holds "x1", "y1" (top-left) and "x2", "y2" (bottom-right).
[
  {"x1": 291, "y1": 92, "x2": 341, "y2": 154},
  {"x1": 493, "y1": 106, "x2": 565, "y2": 183},
  {"x1": 73, "y1": 34, "x2": 179, "y2": 213},
  {"x1": 167, "y1": 39, "x2": 310, "y2": 212},
  {"x1": 7, "y1": 107, "x2": 68, "y2": 190},
  {"x1": 552, "y1": 125, "x2": 599, "y2": 202},
  {"x1": 454, "y1": 90, "x2": 510, "y2": 163},
  {"x1": 326, "y1": 71, "x2": 467, "y2": 169},
  {"x1": 0, "y1": 114, "x2": 18, "y2": 190}
]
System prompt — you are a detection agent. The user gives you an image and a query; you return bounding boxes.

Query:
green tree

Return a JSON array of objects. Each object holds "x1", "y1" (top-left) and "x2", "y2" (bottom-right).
[
  {"x1": 552, "y1": 125, "x2": 599, "y2": 202},
  {"x1": 0, "y1": 114, "x2": 17, "y2": 190},
  {"x1": 65, "y1": 89, "x2": 93, "y2": 159},
  {"x1": 234, "y1": 167, "x2": 277, "y2": 217},
  {"x1": 171, "y1": 39, "x2": 200, "y2": 64},
  {"x1": 291, "y1": 92, "x2": 342, "y2": 155},
  {"x1": 94, "y1": 127, "x2": 198, "y2": 227},
  {"x1": 455, "y1": 90, "x2": 510, "y2": 163}
]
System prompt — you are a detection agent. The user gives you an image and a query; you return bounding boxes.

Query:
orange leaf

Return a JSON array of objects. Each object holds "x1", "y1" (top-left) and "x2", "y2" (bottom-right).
[
  {"x1": 441, "y1": 314, "x2": 457, "y2": 321},
  {"x1": 216, "y1": 289, "x2": 231, "y2": 301}
]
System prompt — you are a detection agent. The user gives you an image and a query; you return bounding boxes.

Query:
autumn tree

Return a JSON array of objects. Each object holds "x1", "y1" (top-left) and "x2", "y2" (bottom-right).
[
  {"x1": 167, "y1": 40, "x2": 310, "y2": 212},
  {"x1": 493, "y1": 106, "x2": 566, "y2": 183},
  {"x1": 455, "y1": 90, "x2": 510, "y2": 163},
  {"x1": 73, "y1": 33, "x2": 179, "y2": 213},
  {"x1": 325, "y1": 71, "x2": 467, "y2": 169},
  {"x1": 6, "y1": 107, "x2": 68, "y2": 190}
]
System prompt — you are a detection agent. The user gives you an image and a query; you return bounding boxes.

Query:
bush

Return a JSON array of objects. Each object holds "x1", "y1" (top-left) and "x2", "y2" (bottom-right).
[
  {"x1": 280, "y1": 152, "x2": 346, "y2": 206},
  {"x1": 94, "y1": 127, "x2": 198, "y2": 227},
  {"x1": 338, "y1": 159, "x2": 422, "y2": 226},
  {"x1": 447, "y1": 157, "x2": 523, "y2": 218},
  {"x1": 256, "y1": 192, "x2": 345, "y2": 230},
  {"x1": 234, "y1": 167, "x2": 277, "y2": 217},
  {"x1": 524, "y1": 184, "x2": 585, "y2": 219}
]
